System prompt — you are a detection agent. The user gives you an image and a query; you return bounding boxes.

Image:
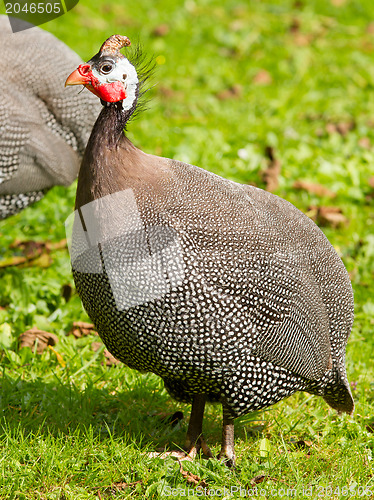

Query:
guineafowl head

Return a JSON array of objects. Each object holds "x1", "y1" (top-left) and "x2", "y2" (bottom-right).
[{"x1": 65, "y1": 35, "x2": 138, "y2": 108}]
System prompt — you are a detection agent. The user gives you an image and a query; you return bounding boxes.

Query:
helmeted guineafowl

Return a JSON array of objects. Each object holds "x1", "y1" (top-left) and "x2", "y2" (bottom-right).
[
  {"x1": 65, "y1": 35, "x2": 354, "y2": 466},
  {"x1": 0, "y1": 16, "x2": 101, "y2": 219}
]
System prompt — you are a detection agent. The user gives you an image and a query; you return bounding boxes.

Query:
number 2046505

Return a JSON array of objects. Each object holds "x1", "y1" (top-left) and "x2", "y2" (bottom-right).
[{"x1": 5, "y1": 3, "x2": 61, "y2": 14}]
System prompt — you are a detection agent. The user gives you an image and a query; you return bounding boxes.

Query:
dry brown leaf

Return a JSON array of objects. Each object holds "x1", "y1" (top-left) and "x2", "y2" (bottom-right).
[
  {"x1": 91, "y1": 341, "x2": 102, "y2": 352},
  {"x1": 359, "y1": 137, "x2": 371, "y2": 149},
  {"x1": 0, "y1": 256, "x2": 29, "y2": 268},
  {"x1": 318, "y1": 206, "x2": 347, "y2": 227},
  {"x1": 91, "y1": 342, "x2": 119, "y2": 366},
  {"x1": 229, "y1": 19, "x2": 245, "y2": 32},
  {"x1": 152, "y1": 24, "x2": 169, "y2": 37},
  {"x1": 10, "y1": 239, "x2": 45, "y2": 256},
  {"x1": 326, "y1": 121, "x2": 355, "y2": 136},
  {"x1": 289, "y1": 18, "x2": 300, "y2": 34},
  {"x1": 262, "y1": 146, "x2": 281, "y2": 192},
  {"x1": 104, "y1": 349, "x2": 121, "y2": 366},
  {"x1": 293, "y1": 1, "x2": 304, "y2": 9},
  {"x1": 360, "y1": 40, "x2": 374, "y2": 52},
  {"x1": 216, "y1": 84, "x2": 242, "y2": 100},
  {"x1": 367, "y1": 22, "x2": 374, "y2": 34},
  {"x1": 253, "y1": 69, "x2": 272, "y2": 85},
  {"x1": 252, "y1": 474, "x2": 267, "y2": 485},
  {"x1": 293, "y1": 180, "x2": 336, "y2": 198},
  {"x1": 19, "y1": 328, "x2": 58, "y2": 355},
  {"x1": 293, "y1": 33, "x2": 313, "y2": 46},
  {"x1": 110, "y1": 480, "x2": 142, "y2": 491},
  {"x1": 158, "y1": 86, "x2": 175, "y2": 98},
  {"x1": 309, "y1": 206, "x2": 348, "y2": 228},
  {"x1": 331, "y1": 0, "x2": 347, "y2": 5},
  {"x1": 68, "y1": 321, "x2": 97, "y2": 338},
  {"x1": 179, "y1": 462, "x2": 208, "y2": 488},
  {"x1": 0, "y1": 239, "x2": 66, "y2": 269}
]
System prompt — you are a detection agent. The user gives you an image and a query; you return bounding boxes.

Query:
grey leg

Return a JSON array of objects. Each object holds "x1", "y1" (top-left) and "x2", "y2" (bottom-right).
[{"x1": 218, "y1": 405, "x2": 236, "y2": 468}]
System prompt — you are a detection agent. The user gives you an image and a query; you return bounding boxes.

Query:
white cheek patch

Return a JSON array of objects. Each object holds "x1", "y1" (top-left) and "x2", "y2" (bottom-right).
[{"x1": 92, "y1": 58, "x2": 139, "y2": 109}]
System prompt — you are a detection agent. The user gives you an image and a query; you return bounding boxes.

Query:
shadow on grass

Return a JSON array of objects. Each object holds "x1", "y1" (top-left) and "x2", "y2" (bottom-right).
[{"x1": 0, "y1": 368, "x2": 230, "y2": 453}]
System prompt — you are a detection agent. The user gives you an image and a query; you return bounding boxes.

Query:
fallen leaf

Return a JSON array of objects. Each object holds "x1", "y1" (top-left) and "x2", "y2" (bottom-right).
[
  {"x1": 0, "y1": 239, "x2": 67, "y2": 269},
  {"x1": 104, "y1": 349, "x2": 121, "y2": 366},
  {"x1": 10, "y1": 239, "x2": 45, "y2": 257},
  {"x1": 326, "y1": 121, "x2": 355, "y2": 136},
  {"x1": 91, "y1": 342, "x2": 118, "y2": 366},
  {"x1": 318, "y1": 206, "x2": 347, "y2": 227},
  {"x1": 250, "y1": 474, "x2": 267, "y2": 485},
  {"x1": 91, "y1": 341, "x2": 102, "y2": 352},
  {"x1": 358, "y1": 137, "x2": 371, "y2": 149},
  {"x1": 308, "y1": 206, "x2": 348, "y2": 228},
  {"x1": 253, "y1": 69, "x2": 272, "y2": 85},
  {"x1": 293, "y1": 1, "x2": 304, "y2": 9},
  {"x1": 179, "y1": 462, "x2": 208, "y2": 488},
  {"x1": 262, "y1": 146, "x2": 281, "y2": 192},
  {"x1": 152, "y1": 24, "x2": 169, "y2": 37},
  {"x1": 112, "y1": 480, "x2": 142, "y2": 491},
  {"x1": 289, "y1": 18, "x2": 300, "y2": 33},
  {"x1": 158, "y1": 86, "x2": 176, "y2": 98},
  {"x1": 360, "y1": 40, "x2": 374, "y2": 52},
  {"x1": 0, "y1": 256, "x2": 28, "y2": 268},
  {"x1": 68, "y1": 321, "x2": 98, "y2": 338},
  {"x1": 48, "y1": 345, "x2": 66, "y2": 367},
  {"x1": 229, "y1": 19, "x2": 245, "y2": 31},
  {"x1": 19, "y1": 328, "x2": 58, "y2": 355},
  {"x1": 293, "y1": 33, "x2": 313, "y2": 46},
  {"x1": 293, "y1": 180, "x2": 336, "y2": 198},
  {"x1": 367, "y1": 22, "x2": 374, "y2": 34},
  {"x1": 216, "y1": 84, "x2": 242, "y2": 100}
]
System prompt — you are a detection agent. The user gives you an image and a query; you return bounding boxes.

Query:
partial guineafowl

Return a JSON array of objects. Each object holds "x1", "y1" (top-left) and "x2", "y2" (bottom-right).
[
  {"x1": 0, "y1": 16, "x2": 101, "y2": 219},
  {"x1": 65, "y1": 35, "x2": 354, "y2": 466}
]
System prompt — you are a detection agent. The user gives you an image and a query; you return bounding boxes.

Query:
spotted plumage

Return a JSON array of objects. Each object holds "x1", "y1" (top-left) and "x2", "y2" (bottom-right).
[
  {"x1": 66, "y1": 35, "x2": 354, "y2": 466},
  {"x1": 0, "y1": 16, "x2": 100, "y2": 219}
]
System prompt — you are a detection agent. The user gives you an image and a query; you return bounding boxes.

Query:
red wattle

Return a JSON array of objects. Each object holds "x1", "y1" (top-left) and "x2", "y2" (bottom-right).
[{"x1": 96, "y1": 81, "x2": 127, "y2": 102}]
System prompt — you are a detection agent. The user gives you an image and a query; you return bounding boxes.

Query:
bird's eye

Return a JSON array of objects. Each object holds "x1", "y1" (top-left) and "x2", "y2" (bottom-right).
[{"x1": 100, "y1": 63, "x2": 113, "y2": 74}]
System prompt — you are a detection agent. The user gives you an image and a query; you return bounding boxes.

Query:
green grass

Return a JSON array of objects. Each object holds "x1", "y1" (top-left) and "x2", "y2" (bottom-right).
[{"x1": 1, "y1": 0, "x2": 374, "y2": 498}]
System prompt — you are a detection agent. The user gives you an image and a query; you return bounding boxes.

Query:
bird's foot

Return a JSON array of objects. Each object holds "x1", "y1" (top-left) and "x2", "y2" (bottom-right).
[
  {"x1": 148, "y1": 434, "x2": 214, "y2": 462},
  {"x1": 217, "y1": 449, "x2": 236, "y2": 469},
  {"x1": 185, "y1": 433, "x2": 214, "y2": 459}
]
